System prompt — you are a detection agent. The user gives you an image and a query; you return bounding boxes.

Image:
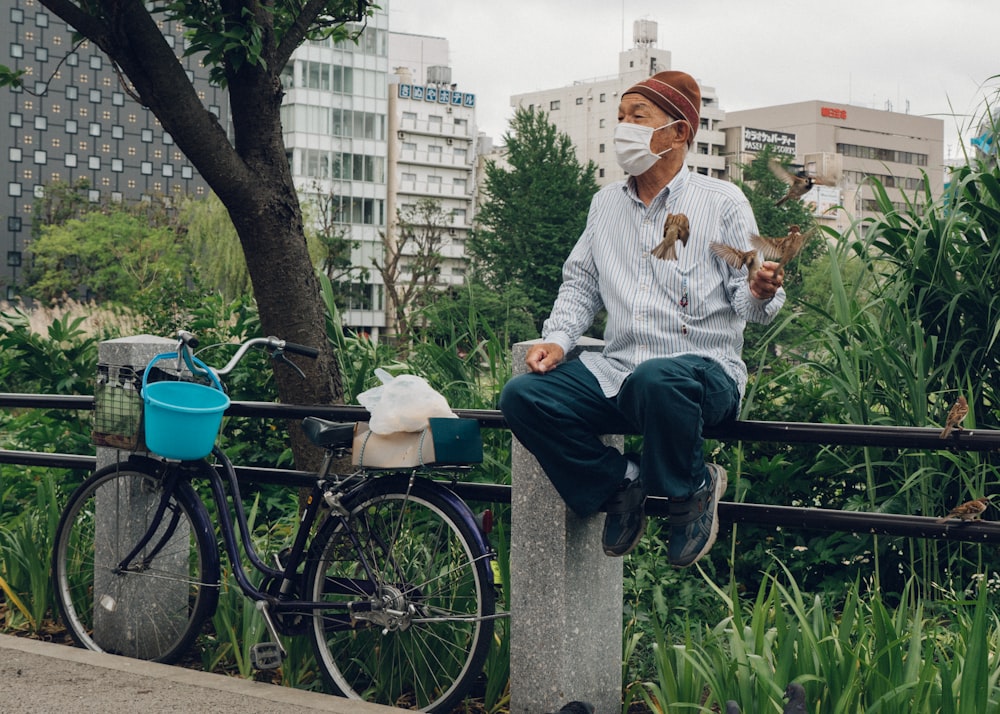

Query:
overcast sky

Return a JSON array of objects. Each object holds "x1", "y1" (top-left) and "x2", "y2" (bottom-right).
[{"x1": 388, "y1": 0, "x2": 1000, "y2": 159}]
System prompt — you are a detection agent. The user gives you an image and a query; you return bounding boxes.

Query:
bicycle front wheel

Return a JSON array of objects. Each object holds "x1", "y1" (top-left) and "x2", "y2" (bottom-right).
[
  {"x1": 306, "y1": 473, "x2": 496, "y2": 712},
  {"x1": 52, "y1": 458, "x2": 220, "y2": 662}
]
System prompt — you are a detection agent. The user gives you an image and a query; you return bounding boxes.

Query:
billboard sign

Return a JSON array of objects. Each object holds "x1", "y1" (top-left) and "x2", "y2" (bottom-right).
[{"x1": 743, "y1": 127, "x2": 796, "y2": 156}]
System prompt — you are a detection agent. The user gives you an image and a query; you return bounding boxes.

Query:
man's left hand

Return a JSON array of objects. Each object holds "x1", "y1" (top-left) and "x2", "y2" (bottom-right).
[{"x1": 750, "y1": 261, "x2": 784, "y2": 300}]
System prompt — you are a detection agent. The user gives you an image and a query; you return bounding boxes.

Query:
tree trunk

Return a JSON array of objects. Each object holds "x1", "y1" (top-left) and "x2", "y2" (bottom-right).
[{"x1": 38, "y1": 0, "x2": 344, "y2": 470}]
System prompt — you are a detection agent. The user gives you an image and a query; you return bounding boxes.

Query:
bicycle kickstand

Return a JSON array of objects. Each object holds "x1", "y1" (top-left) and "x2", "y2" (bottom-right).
[{"x1": 249, "y1": 600, "x2": 287, "y2": 671}]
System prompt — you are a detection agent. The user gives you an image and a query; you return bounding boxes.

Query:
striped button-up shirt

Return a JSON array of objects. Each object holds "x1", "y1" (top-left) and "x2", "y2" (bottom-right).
[{"x1": 542, "y1": 167, "x2": 785, "y2": 400}]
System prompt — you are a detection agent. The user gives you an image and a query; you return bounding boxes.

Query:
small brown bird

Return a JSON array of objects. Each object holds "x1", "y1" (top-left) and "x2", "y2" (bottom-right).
[
  {"x1": 783, "y1": 682, "x2": 808, "y2": 714},
  {"x1": 939, "y1": 395, "x2": 969, "y2": 439},
  {"x1": 651, "y1": 213, "x2": 690, "y2": 261},
  {"x1": 770, "y1": 157, "x2": 835, "y2": 206},
  {"x1": 751, "y1": 225, "x2": 811, "y2": 269},
  {"x1": 936, "y1": 496, "x2": 991, "y2": 523},
  {"x1": 709, "y1": 242, "x2": 763, "y2": 284}
]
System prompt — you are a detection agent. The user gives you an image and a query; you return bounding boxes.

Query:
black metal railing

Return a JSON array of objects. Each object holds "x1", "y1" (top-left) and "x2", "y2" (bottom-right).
[{"x1": 4, "y1": 392, "x2": 1000, "y2": 543}]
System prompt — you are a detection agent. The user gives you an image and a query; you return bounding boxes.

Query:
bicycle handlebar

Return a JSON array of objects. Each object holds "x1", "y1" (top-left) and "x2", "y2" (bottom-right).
[{"x1": 175, "y1": 332, "x2": 318, "y2": 378}]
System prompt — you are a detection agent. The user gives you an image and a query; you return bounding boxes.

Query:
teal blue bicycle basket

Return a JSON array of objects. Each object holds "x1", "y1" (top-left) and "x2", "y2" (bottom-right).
[{"x1": 141, "y1": 352, "x2": 230, "y2": 460}]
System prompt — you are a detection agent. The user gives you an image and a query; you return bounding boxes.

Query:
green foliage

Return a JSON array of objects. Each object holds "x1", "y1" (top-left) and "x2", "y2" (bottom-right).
[
  {"x1": 31, "y1": 179, "x2": 92, "y2": 236},
  {"x1": 0, "y1": 473, "x2": 62, "y2": 633},
  {"x1": 0, "y1": 63, "x2": 25, "y2": 88},
  {"x1": 415, "y1": 280, "x2": 539, "y2": 355},
  {"x1": 627, "y1": 564, "x2": 1000, "y2": 714},
  {"x1": 160, "y1": 0, "x2": 371, "y2": 87},
  {"x1": 469, "y1": 107, "x2": 600, "y2": 328},
  {"x1": 26, "y1": 209, "x2": 190, "y2": 304},
  {"x1": 0, "y1": 306, "x2": 99, "y2": 395},
  {"x1": 178, "y1": 193, "x2": 250, "y2": 300}
]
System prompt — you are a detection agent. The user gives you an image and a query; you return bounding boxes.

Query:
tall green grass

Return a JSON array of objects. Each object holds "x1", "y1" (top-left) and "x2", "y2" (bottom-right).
[{"x1": 626, "y1": 562, "x2": 1000, "y2": 714}]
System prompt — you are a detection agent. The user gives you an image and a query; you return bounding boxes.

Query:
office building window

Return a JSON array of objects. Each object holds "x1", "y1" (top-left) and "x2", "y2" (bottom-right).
[{"x1": 550, "y1": 100, "x2": 560, "y2": 111}]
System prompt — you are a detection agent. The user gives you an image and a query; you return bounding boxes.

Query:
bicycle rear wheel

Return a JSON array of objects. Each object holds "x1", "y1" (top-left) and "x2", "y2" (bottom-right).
[
  {"x1": 52, "y1": 458, "x2": 220, "y2": 662},
  {"x1": 306, "y1": 473, "x2": 496, "y2": 712}
]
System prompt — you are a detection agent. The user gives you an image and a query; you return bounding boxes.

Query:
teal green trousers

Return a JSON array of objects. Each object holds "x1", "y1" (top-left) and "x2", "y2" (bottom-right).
[{"x1": 499, "y1": 355, "x2": 738, "y2": 517}]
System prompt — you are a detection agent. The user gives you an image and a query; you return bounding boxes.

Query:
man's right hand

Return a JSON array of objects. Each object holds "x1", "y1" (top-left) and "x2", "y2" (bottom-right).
[{"x1": 525, "y1": 343, "x2": 565, "y2": 374}]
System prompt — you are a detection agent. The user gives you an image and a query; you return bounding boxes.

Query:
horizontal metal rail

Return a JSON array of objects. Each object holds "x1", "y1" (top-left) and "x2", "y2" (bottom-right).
[{"x1": 3, "y1": 392, "x2": 1000, "y2": 542}]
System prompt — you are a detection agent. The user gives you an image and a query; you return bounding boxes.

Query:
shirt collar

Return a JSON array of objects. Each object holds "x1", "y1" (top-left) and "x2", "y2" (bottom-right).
[{"x1": 622, "y1": 166, "x2": 691, "y2": 208}]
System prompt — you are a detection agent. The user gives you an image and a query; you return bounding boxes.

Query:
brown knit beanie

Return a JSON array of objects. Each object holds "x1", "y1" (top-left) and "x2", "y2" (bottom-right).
[{"x1": 624, "y1": 70, "x2": 701, "y2": 145}]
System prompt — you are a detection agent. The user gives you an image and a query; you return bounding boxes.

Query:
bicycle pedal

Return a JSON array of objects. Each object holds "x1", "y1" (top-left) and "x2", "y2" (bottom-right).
[{"x1": 250, "y1": 642, "x2": 284, "y2": 670}]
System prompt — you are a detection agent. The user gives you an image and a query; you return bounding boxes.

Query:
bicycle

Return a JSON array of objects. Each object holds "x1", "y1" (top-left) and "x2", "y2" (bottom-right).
[{"x1": 53, "y1": 332, "x2": 500, "y2": 712}]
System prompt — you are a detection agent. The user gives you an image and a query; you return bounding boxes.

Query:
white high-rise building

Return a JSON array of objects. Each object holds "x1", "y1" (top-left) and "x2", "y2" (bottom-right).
[
  {"x1": 280, "y1": 8, "x2": 478, "y2": 339},
  {"x1": 280, "y1": 10, "x2": 391, "y2": 335},
  {"x1": 510, "y1": 20, "x2": 726, "y2": 186},
  {"x1": 388, "y1": 33, "x2": 478, "y2": 293}
]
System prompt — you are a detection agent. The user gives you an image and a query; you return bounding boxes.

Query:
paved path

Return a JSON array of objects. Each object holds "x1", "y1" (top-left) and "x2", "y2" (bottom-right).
[{"x1": 0, "y1": 633, "x2": 400, "y2": 713}]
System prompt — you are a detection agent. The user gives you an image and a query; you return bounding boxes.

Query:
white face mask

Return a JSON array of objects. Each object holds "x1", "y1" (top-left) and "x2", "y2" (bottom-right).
[{"x1": 614, "y1": 119, "x2": 682, "y2": 176}]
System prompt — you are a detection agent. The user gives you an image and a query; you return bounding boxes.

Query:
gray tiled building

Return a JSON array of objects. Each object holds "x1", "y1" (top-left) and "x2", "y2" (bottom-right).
[{"x1": 1, "y1": 0, "x2": 225, "y2": 299}]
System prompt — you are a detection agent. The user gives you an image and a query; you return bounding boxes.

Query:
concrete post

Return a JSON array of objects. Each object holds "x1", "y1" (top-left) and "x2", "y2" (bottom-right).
[
  {"x1": 93, "y1": 335, "x2": 189, "y2": 657},
  {"x1": 509, "y1": 337, "x2": 623, "y2": 714}
]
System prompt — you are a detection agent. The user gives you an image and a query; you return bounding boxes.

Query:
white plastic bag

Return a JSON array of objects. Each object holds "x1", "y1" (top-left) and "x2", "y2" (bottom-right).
[{"x1": 356, "y1": 369, "x2": 457, "y2": 434}]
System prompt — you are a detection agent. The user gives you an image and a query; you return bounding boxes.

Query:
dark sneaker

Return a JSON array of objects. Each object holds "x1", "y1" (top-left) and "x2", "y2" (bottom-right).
[
  {"x1": 667, "y1": 463, "x2": 727, "y2": 567},
  {"x1": 601, "y1": 476, "x2": 647, "y2": 557}
]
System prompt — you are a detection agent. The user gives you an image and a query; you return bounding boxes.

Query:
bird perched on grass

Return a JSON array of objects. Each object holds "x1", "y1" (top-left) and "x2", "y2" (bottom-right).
[
  {"x1": 939, "y1": 395, "x2": 969, "y2": 439},
  {"x1": 651, "y1": 213, "x2": 690, "y2": 261},
  {"x1": 936, "y1": 496, "x2": 992, "y2": 523},
  {"x1": 770, "y1": 157, "x2": 835, "y2": 206},
  {"x1": 751, "y1": 225, "x2": 811, "y2": 270},
  {"x1": 783, "y1": 681, "x2": 808, "y2": 714},
  {"x1": 709, "y1": 242, "x2": 763, "y2": 284}
]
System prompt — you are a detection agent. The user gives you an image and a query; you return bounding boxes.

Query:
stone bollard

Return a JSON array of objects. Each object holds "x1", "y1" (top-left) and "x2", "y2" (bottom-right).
[
  {"x1": 92, "y1": 335, "x2": 188, "y2": 657},
  {"x1": 509, "y1": 337, "x2": 623, "y2": 714}
]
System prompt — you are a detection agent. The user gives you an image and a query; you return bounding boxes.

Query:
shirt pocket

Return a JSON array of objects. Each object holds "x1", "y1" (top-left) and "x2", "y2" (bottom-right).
[{"x1": 650, "y1": 260, "x2": 706, "y2": 320}]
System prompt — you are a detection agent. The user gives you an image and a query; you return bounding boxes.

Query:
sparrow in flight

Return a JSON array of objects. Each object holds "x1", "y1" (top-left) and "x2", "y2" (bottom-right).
[
  {"x1": 939, "y1": 395, "x2": 969, "y2": 438},
  {"x1": 709, "y1": 242, "x2": 763, "y2": 284},
  {"x1": 651, "y1": 213, "x2": 690, "y2": 261},
  {"x1": 770, "y1": 158, "x2": 835, "y2": 206},
  {"x1": 751, "y1": 225, "x2": 811, "y2": 269}
]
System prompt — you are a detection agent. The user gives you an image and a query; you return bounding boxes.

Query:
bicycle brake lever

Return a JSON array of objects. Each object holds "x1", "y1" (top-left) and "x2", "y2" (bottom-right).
[{"x1": 272, "y1": 349, "x2": 307, "y2": 379}]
